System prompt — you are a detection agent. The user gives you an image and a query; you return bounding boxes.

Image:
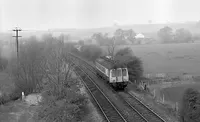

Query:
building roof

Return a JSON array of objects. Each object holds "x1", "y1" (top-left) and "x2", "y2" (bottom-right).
[{"x1": 135, "y1": 33, "x2": 145, "y2": 39}]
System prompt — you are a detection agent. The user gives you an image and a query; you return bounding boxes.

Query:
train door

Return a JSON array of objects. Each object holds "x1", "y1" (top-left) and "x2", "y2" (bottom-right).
[{"x1": 116, "y1": 68, "x2": 122, "y2": 82}]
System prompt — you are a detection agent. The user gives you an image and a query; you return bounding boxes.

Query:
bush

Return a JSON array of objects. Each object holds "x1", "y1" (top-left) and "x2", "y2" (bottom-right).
[
  {"x1": 0, "y1": 34, "x2": 89, "y2": 121},
  {"x1": 8, "y1": 90, "x2": 21, "y2": 101},
  {"x1": 126, "y1": 56, "x2": 143, "y2": 82},
  {"x1": 0, "y1": 94, "x2": 10, "y2": 105},
  {"x1": 115, "y1": 47, "x2": 143, "y2": 83},
  {"x1": 81, "y1": 45, "x2": 102, "y2": 62},
  {"x1": 115, "y1": 47, "x2": 134, "y2": 57},
  {"x1": 179, "y1": 88, "x2": 200, "y2": 122},
  {"x1": 36, "y1": 73, "x2": 88, "y2": 122},
  {"x1": 65, "y1": 42, "x2": 78, "y2": 52},
  {"x1": 33, "y1": 36, "x2": 89, "y2": 121},
  {"x1": 0, "y1": 57, "x2": 8, "y2": 71}
]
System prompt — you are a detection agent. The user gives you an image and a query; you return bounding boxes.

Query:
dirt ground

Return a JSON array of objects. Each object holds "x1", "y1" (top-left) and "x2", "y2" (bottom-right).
[{"x1": 0, "y1": 99, "x2": 38, "y2": 122}]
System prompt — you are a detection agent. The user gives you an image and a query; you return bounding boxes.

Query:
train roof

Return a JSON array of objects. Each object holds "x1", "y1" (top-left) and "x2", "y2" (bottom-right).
[{"x1": 95, "y1": 56, "x2": 126, "y2": 69}]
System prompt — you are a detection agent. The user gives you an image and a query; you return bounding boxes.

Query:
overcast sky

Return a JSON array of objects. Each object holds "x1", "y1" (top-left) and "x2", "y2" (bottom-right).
[{"x1": 0, "y1": 0, "x2": 200, "y2": 31}]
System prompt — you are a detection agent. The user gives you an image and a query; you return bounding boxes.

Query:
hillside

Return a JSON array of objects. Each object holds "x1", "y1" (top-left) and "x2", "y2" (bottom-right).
[{"x1": 1, "y1": 22, "x2": 200, "y2": 41}]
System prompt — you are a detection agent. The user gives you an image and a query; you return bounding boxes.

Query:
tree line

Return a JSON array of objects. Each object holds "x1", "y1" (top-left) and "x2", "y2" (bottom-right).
[
  {"x1": 89, "y1": 29, "x2": 137, "y2": 45},
  {"x1": 79, "y1": 27, "x2": 195, "y2": 46},
  {"x1": 158, "y1": 26, "x2": 194, "y2": 44}
]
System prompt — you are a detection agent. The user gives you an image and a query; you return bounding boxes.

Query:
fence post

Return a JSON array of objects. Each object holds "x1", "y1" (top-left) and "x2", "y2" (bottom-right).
[
  {"x1": 176, "y1": 102, "x2": 178, "y2": 111},
  {"x1": 175, "y1": 102, "x2": 179, "y2": 117},
  {"x1": 162, "y1": 94, "x2": 165, "y2": 103}
]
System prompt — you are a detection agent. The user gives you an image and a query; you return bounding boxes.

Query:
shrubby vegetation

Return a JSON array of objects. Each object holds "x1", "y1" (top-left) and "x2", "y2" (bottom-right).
[
  {"x1": 115, "y1": 47, "x2": 143, "y2": 83},
  {"x1": 0, "y1": 34, "x2": 88, "y2": 121},
  {"x1": 158, "y1": 26, "x2": 193, "y2": 44},
  {"x1": 0, "y1": 46, "x2": 9, "y2": 71},
  {"x1": 89, "y1": 27, "x2": 195, "y2": 46},
  {"x1": 174, "y1": 28, "x2": 193, "y2": 43},
  {"x1": 157, "y1": 26, "x2": 174, "y2": 43},
  {"x1": 81, "y1": 45, "x2": 102, "y2": 62},
  {"x1": 12, "y1": 36, "x2": 46, "y2": 95},
  {"x1": 72, "y1": 44, "x2": 103, "y2": 62},
  {"x1": 35, "y1": 36, "x2": 88, "y2": 121},
  {"x1": 179, "y1": 88, "x2": 200, "y2": 122},
  {"x1": 0, "y1": 57, "x2": 8, "y2": 71},
  {"x1": 91, "y1": 29, "x2": 136, "y2": 46}
]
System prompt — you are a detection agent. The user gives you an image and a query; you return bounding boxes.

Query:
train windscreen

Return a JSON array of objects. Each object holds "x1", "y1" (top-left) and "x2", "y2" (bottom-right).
[
  {"x1": 116, "y1": 69, "x2": 121, "y2": 76},
  {"x1": 122, "y1": 68, "x2": 127, "y2": 76},
  {"x1": 111, "y1": 69, "x2": 122, "y2": 77},
  {"x1": 111, "y1": 69, "x2": 116, "y2": 77}
]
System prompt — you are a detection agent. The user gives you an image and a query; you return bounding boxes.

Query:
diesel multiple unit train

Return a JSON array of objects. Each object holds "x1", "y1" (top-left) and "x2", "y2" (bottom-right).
[
  {"x1": 73, "y1": 45, "x2": 129, "y2": 89},
  {"x1": 95, "y1": 56, "x2": 129, "y2": 89}
]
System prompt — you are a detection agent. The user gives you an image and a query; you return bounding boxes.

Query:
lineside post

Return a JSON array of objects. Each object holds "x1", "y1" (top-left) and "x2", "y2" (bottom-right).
[{"x1": 12, "y1": 27, "x2": 22, "y2": 60}]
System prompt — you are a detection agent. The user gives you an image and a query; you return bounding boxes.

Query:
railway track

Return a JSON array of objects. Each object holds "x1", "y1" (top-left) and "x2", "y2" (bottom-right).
[
  {"x1": 69, "y1": 52, "x2": 166, "y2": 122},
  {"x1": 73, "y1": 65, "x2": 127, "y2": 122},
  {"x1": 78, "y1": 62, "x2": 149, "y2": 122},
  {"x1": 119, "y1": 92, "x2": 166, "y2": 122}
]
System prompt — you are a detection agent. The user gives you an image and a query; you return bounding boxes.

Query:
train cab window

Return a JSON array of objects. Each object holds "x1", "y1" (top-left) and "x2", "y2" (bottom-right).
[
  {"x1": 111, "y1": 70, "x2": 116, "y2": 77},
  {"x1": 116, "y1": 69, "x2": 121, "y2": 76},
  {"x1": 122, "y1": 68, "x2": 127, "y2": 76}
]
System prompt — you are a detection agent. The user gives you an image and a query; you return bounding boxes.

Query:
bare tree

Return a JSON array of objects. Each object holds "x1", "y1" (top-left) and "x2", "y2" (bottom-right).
[
  {"x1": 107, "y1": 37, "x2": 116, "y2": 60},
  {"x1": 12, "y1": 37, "x2": 47, "y2": 94},
  {"x1": 43, "y1": 39, "x2": 77, "y2": 96}
]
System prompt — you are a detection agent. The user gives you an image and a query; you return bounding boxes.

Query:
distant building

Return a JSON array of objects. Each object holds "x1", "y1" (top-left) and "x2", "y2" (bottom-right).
[
  {"x1": 134, "y1": 33, "x2": 145, "y2": 44},
  {"x1": 135, "y1": 33, "x2": 145, "y2": 39}
]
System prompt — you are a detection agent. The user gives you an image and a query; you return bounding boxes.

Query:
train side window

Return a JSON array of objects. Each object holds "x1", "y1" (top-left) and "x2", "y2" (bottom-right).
[{"x1": 122, "y1": 68, "x2": 127, "y2": 76}]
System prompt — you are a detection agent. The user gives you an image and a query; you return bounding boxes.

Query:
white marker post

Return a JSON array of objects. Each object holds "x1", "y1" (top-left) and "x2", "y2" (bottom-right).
[
  {"x1": 153, "y1": 89, "x2": 156, "y2": 98},
  {"x1": 22, "y1": 92, "x2": 25, "y2": 101}
]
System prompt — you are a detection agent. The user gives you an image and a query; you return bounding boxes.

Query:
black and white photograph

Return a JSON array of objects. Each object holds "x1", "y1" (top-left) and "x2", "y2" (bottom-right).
[{"x1": 0, "y1": 0, "x2": 200, "y2": 121}]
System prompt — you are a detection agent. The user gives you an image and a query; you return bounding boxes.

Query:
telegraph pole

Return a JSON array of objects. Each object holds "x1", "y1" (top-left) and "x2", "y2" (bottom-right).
[{"x1": 12, "y1": 27, "x2": 22, "y2": 59}]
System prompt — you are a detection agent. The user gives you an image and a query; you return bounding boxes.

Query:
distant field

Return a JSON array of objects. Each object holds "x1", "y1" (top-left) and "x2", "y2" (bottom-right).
[
  {"x1": 102, "y1": 43, "x2": 200, "y2": 77},
  {"x1": 160, "y1": 83, "x2": 200, "y2": 103}
]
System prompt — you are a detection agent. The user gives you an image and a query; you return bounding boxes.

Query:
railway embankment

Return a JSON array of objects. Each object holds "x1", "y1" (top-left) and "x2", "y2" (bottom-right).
[{"x1": 72, "y1": 70, "x2": 104, "y2": 122}]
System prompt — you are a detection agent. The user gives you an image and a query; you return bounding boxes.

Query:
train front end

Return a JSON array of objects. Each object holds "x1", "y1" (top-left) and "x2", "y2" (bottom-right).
[{"x1": 110, "y1": 68, "x2": 129, "y2": 90}]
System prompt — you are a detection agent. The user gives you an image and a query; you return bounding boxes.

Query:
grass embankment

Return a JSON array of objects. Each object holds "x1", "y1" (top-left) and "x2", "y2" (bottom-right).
[{"x1": 127, "y1": 83, "x2": 179, "y2": 122}]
